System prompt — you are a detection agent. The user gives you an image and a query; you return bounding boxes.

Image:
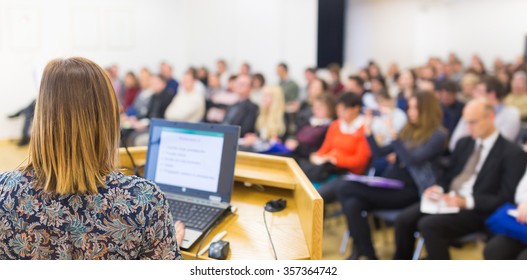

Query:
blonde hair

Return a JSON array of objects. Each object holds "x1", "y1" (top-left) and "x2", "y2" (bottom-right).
[
  {"x1": 256, "y1": 85, "x2": 286, "y2": 140},
  {"x1": 26, "y1": 57, "x2": 120, "y2": 195}
]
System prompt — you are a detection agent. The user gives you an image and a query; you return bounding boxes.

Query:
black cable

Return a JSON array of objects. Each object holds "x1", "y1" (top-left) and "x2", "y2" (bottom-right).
[
  {"x1": 263, "y1": 208, "x2": 278, "y2": 260},
  {"x1": 120, "y1": 135, "x2": 140, "y2": 176}
]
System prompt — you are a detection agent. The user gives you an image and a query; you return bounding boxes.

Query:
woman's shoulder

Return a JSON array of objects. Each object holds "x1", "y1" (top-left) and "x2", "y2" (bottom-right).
[
  {"x1": 0, "y1": 169, "x2": 31, "y2": 186},
  {"x1": 426, "y1": 127, "x2": 449, "y2": 144},
  {"x1": 104, "y1": 171, "x2": 165, "y2": 199}
]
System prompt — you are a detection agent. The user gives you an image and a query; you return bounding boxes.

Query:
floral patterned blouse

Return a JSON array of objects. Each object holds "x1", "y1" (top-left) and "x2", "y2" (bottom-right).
[{"x1": 0, "y1": 169, "x2": 182, "y2": 260}]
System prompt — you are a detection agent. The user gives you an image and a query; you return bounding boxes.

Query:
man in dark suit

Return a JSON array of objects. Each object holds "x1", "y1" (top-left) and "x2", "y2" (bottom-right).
[
  {"x1": 222, "y1": 74, "x2": 258, "y2": 137},
  {"x1": 393, "y1": 97, "x2": 527, "y2": 259}
]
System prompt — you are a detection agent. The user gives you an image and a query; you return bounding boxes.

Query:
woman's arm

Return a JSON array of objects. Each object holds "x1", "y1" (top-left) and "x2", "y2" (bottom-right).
[{"x1": 391, "y1": 129, "x2": 447, "y2": 166}]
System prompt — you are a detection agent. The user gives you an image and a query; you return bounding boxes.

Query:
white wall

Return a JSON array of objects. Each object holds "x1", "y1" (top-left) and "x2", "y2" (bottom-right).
[
  {"x1": 181, "y1": 0, "x2": 317, "y2": 85},
  {"x1": 345, "y1": 0, "x2": 527, "y2": 72},
  {"x1": 0, "y1": 0, "x2": 318, "y2": 140}
]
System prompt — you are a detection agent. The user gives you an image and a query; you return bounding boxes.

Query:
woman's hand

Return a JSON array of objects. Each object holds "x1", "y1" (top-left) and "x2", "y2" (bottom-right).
[
  {"x1": 242, "y1": 133, "x2": 258, "y2": 146},
  {"x1": 386, "y1": 152, "x2": 397, "y2": 165},
  {"x1": 424, "y1": 185, "x2": 444, "y2": 202},
  {"x1": 175, "y1": 221, "x2": 185, "y2": 247},
  {"x1": 310, "y1": 153, "x2": 328, "y2": 165}
]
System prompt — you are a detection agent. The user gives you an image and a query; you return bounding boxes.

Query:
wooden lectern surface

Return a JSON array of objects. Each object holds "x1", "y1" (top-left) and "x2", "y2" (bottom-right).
[{"x1": 119, "y1": 147, "x2": 323, "y2": 260}]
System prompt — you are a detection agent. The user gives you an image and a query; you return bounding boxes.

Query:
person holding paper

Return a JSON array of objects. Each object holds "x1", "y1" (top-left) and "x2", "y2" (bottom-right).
[
  {"x1": 394, "y1": 92, "x2": 527, "y2": 260},
  {"x1": 338, "y1": 91, "x2": 448, "y2": 260},
  {"x1": 484, "y1": 166, "x2": 527, "y2": 259}
]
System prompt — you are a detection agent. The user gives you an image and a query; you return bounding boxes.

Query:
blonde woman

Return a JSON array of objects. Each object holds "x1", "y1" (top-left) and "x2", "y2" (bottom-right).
[
  {"x1": 241, "y1": 85, "x2": 286, "y2": 150},
  {"x1": 0, "y1": 57, "x2": 183, "y2": 260}
]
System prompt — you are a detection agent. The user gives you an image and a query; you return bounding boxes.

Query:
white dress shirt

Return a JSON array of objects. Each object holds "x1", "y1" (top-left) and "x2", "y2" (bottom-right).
[
  {"x1": 339, "y1": 115, "x2": 364, "y2": 135},
  {"x1": 457, "y1": 130, "x2": 500, "y2": 209},
  {"x1": 515, "y1": 168, "x2": 527, "y2": 204}
]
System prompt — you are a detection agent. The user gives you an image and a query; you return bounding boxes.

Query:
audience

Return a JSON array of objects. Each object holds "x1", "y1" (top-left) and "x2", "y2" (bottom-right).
[
  {"x1": 346, "y1": 75, "x2": 377, "y2": 109},
  {"x1": 164, "y1": 68, "x2": 206, "y2": 123},
  {"x1": 301, "y1": 92, "x2": 371, "y2": 186},
  {"x1": 241, "y1": 85, "x2": 286, "y2": 151},
  {"x1": 296, "y1": 78, "x2": 329, "y2": 130},
  {"x1": 396, "y1": 70, "x2": 417, "y2": 111},
  {"x1": 449, "y1": 76, "x2": 521, "y2": 151},
  {"x1": 216, "y1": 59, "x2": 230, "y2": 89},
  {"x1": 338, "y1": 91, "x2": 448, "y2": 260},
  {"x1": 160, "y1": 62, "x2": 179, "y2": 96},
  {"x1": 504, "y1": 71, "x2": 527, "y2": 122},
  {"x1": 222, "y1": 74, "x2": 259, "y2": 137},
  {"x1": 107, "y1": 64, "x2": 125, "y2": 105},
  {"x1": 123, "y1": 71, "x2": 141, "y2": 111},
  {"x1": 250, "y1": 73, "x2": 266, "y2": 105},
  {"x1": 394, "y1": 98, "x2": 527, "y2": 260},
  {"x1": 10, "y1": 52, "x2": 527, "y2": 260},
  {"x1": 327, "y1": 63, "x2": 345, "y2": 96},
  {"x1": 286, "y1": 95, "x2": 335, "y2": 160},
  {"x1": 437, "y1": 80, "x2": 465, "y2": 136}
]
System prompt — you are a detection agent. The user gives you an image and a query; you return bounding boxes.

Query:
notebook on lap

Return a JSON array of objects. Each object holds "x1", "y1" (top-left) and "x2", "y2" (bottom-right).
[{"x1": 144, "y1": 119, "x2": 239, "y2": 249}]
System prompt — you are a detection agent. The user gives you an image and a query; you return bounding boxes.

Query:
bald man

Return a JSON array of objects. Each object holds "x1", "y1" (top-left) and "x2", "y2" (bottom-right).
[{"x1": 393, "y1": 98, "x2": 527, "y2": 260}]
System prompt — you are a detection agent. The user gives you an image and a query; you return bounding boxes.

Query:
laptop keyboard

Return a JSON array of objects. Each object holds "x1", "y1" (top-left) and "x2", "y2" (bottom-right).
[{"x1": 167, "y1": 200, "x2": 223, "y2": 231}]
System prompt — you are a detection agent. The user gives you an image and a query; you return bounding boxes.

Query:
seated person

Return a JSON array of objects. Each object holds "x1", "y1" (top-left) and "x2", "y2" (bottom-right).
[
  {"x1": 286, "y1": 94, "x2": 335, "y2": 160},
  {"x1": 250, "y1": 73, "x2": 265, "y2": 105},
  {"x1": 295, "y1": 78, "x2": 328, "y2": 130},
  {"x1": 299, "y1": 92, "x2": 371, "y2": 184},
  {"x1": 7, "y1": 99, "x2": 36, "y2": 146},
  {"x1": 126, "y1": 67, "x2": 153, "y2": 118},
  {"x1": 123, "y1": 71, "x2": 141, "y2": 112},
  {"x1": 240, "y1": 85, "x2": 285, "y2": 152},
  {"x1": 337, "y1": 91, "x2": 447, "y2": 260},
  {"x1": 437, "y1": 80, "x2": 465, "y2": 137},
  {"x1": 504, "y1": 71, "x2": 527, "y2": 122},
  {"x1": 368, "y1": 89, "x2": 408, "y2": 175},
  {"x1": 484, "y1": 164, "x2": 527, "y2": 260},
  {"x1": 449, "y1": 76, "x2": 520, "y2": 151},
  {"x1": 346, "y1": 75, "x2": 377, "y2": 110},
  {"x1": 222, "y1": 74, "x2": 259, "y2": 137},
  {"x1": 394, "y1": 98, "x2": 527, "y2": 260},
  {"x1": 206, "y1": 75, "x2": 239, "y2": 123},
  {"x1": 395, "y1": 70, "x2": 417, "y2": 111},
  {"x1": 165, "y1": 69, "x2": 206, "y2": 123},
  {"x1": 124, "y1": 74, "x2": 174, "y2": 146},
  {"x1": 0, "y1": 57, "x2": 183, "y2": 259}
]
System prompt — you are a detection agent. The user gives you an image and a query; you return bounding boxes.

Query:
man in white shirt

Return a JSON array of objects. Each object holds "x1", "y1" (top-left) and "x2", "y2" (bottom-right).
[{"x1": 449, "y1": 76, "x2": 520, "y2": 151}]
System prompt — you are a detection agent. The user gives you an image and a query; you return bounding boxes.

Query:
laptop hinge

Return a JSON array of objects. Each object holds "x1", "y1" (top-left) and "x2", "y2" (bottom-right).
[{"x1": 164, "y1": 192, "x2": 229, "y2": 209}]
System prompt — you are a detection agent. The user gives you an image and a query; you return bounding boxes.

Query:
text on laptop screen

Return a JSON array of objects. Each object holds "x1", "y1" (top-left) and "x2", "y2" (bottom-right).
[
  {"x1": 145, "y1": 120, "x2": 239, "y2": 203},
  {"x1": 155, "y1": 127, "x2": 224, "y2": 194}
]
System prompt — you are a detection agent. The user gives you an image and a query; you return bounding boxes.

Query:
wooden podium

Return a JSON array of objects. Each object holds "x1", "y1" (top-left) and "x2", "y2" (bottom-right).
[{"x1": 119, "y1": 147, "x2": 323, "y2": 260}]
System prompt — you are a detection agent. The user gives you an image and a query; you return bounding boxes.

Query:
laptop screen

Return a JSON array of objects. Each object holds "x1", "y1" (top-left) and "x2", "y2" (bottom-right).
[{"x1": 144, "y1": 119, "x2": 240, "y2": 203}]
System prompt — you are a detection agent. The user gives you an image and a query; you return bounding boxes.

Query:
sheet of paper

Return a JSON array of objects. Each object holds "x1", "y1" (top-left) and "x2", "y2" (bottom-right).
[
  {"x1": 420, "y1": 196, "x2": 460, "y2": 214},
  {"x1": 508, "y1": 209, "x2": 519, "y2": 218}
]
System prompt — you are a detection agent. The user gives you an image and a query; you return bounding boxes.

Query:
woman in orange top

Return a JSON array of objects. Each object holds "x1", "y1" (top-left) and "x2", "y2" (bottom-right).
[{"x1": 300, "y1": 92, "x2": 371, "y2": 202}]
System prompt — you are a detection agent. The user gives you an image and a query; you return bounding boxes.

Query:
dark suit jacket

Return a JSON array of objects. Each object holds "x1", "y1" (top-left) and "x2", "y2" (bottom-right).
[
  {"x1": 223, "y1": 99, "x2": 258, "y2": 136},
  {"x1": 145, "y1": 89, "x2": 174, "y2": 120},
  {"x1": 438, "y1": 135, "x2": 527, "y2": 215}
]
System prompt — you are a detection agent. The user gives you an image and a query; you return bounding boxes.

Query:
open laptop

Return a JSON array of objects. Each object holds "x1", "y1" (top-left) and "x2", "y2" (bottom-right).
[{"x1": 144, "y1": 119, "x2": 239, "y2": 249}]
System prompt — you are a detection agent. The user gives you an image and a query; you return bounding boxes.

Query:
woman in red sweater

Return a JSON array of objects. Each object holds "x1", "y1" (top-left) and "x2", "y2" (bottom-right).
[{"x1": 300, "y1": 92, "x2": 372, "y2": 200}]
